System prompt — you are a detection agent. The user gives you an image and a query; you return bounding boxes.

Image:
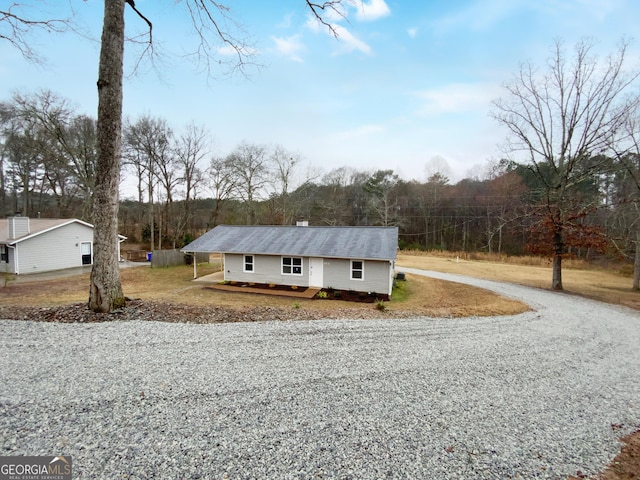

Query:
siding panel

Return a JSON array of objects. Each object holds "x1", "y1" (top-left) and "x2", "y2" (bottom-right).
[
  {"x1": 323, "y1": 258, "x2": 391, "y2": 294},
  {"x1": 224, "y1": 254, "x2": 309, "y2": 287}
]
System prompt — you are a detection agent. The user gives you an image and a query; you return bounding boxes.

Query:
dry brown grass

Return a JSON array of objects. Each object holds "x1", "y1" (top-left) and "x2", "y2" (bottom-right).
[
  {"x1": 0, "y1": 259, "x2": 528, "y2": 317},
  {"x1": 4, "y1": 250, "x2": 636, "y2": 316},
  {"x1": 397, "y1": 251, "x2": 640, "y2": 311}
]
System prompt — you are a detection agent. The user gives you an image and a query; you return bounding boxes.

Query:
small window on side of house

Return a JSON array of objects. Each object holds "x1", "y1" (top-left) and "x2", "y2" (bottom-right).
[
  {"x1": 351, "y1": 260, "x2": 364, "y2": 280},
  {"x1": 244, "y1": 255, "x2": 254, "y2": 272},
  {"x1": 0, "y1": 245, "x2": 7, "y2": 263}
]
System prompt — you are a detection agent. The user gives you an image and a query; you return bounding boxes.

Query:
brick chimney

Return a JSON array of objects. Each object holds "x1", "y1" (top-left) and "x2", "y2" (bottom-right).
[{"x1": 8, "y1": 216, "x2": 30, "y2": 240}]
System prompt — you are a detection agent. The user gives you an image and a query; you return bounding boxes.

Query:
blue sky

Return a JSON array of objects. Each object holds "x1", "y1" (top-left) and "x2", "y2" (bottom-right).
[{"x1": 2, "y1": 0, "x2": 640, "y2": 190}]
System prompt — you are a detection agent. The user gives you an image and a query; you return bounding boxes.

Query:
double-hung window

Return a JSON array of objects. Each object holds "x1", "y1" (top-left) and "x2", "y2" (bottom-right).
[
  {"x1": 244, "y1": 255, "x2": 254, "y2": 272},
  {"x1": 282, "y1": 257, "x2": 302, "y2": 275},
  {"x1": 351, "y1": 260, "x2": 364, "y2": 280},
  {"x1": 0, "y1": 245, "x2": 7, "y2": 263}
]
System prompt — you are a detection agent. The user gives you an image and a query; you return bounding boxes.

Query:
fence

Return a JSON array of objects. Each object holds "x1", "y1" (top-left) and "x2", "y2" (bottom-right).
[{"x1": 151, "y1": 249, "x2": 210, "y2": 268}]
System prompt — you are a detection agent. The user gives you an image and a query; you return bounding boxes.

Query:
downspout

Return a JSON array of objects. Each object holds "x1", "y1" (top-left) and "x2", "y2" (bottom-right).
[{"x1": 9, "y1": 244, "x2": 18, "y2": 275}]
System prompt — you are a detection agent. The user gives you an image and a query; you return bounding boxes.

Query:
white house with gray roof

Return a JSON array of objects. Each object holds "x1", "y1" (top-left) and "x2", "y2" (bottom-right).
[
  {"x1": 0, "y1": 216, "x2": 126, "y2": 275},
  {"x1": 182, "y1": 225, "x2": 399, "y2": 296}
]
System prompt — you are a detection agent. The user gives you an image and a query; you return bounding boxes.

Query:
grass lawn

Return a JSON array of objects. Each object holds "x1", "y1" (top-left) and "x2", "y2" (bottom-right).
[{"x1": 3, "y1": 251, "x2": 638, "y2": 316}]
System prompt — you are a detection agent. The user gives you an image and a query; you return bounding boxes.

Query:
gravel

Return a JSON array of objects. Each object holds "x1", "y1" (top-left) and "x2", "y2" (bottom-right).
[{"x1": 1, "y1": 268, "x2": 639, "y2": 479}]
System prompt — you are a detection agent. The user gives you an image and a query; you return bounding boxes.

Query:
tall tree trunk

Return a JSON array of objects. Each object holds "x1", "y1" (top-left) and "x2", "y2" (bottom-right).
[
  {"x1": 552, "y1": 225, "x2": 563, "y2": 290},
  {"x1": 89, "y1": 0, "x2": 126, "y2": 312}
]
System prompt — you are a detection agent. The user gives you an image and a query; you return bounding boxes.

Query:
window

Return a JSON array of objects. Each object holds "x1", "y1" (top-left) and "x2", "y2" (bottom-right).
[
  {"x1": 244, "y1": 255, "x2": 254, "y2": 272},
  {"x1": 351, "y1": 260, "x2": 364, "y2": 280},
  {"x1": 0, "y1": 245, "x2": 7, "y2": 263},
  {"x1": 282, "y1": 257, "x2": 302, "y2": 275}
]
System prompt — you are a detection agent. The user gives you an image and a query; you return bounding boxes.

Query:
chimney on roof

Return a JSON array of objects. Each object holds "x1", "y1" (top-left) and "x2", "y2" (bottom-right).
[
  {"x1": 8, "y1": 216, "x2": 30, "y2": 240},
  {"x1": 296, "y1": 221, "x2": 309, "y2": 227}
]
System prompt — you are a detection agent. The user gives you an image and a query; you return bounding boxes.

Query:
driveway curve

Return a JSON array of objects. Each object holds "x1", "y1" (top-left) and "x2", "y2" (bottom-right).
[{"x1": 1, "y1": 269, "x2": 639, "y2": 479}]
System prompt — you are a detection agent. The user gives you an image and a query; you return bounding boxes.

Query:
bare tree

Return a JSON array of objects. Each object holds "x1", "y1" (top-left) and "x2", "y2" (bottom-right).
[
  {"x1": 226, "y1": 142, "x2": 271, "y2": 225},
  {"x1": 492, "y1": 39, "x2": 640, "y2": 290},
  {"x1": 610, "y1": 107, "x2": 640, "y2": 290},
  {"x1": 207, "y1": 156, "x2": 236, "y2": 227},
  {"x1": 0, "y1": 2, "x2": 77, "y2": 61},
  {"x1": 174, "y1": 123, "x2": 209, "y2": 241},
  {"x1": 123, "y1": 115, "x2": 174, "y2": 249},
  {"x1": 269, "y1": 145, "x2": 302, "y2": 225}
]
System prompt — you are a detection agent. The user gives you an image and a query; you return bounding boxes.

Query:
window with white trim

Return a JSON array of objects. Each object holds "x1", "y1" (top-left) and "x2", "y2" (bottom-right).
[
  {"x1": 0, "y1": 245, "x2": 7, "y2": 263},
  {"x1": 244, "y1": 255, "x2": 254, "y2": 272},
  {"x1": 282, "y1": 256, "x2": 302, "y2": 275},
  {"x1": 351, "y1": 260, "x2": 364, "y2": 280}
]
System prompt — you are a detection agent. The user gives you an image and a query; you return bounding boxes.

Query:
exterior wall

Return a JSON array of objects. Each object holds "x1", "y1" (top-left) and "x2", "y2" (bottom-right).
[
  {"x1": 322, "y1": 258, "x2": 392, "y2": 295},
  {"x1": 224, "y1": 253, "x2": 309, "y2": 287},
  {"x1": 224, "y1": 253, "x2": 392, "y2": 294},
  {"x1": 14, "y1": 222, "x2": 94, "y2": 275}
]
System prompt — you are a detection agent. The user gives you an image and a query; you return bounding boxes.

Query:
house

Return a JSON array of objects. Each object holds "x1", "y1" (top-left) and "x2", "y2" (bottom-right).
[
  {"x1": 0, "y1": 216, "x2": 126, "y2": 275},
  {"x1": 182, "y1": 224, "x2": 399, "y2": 296}
]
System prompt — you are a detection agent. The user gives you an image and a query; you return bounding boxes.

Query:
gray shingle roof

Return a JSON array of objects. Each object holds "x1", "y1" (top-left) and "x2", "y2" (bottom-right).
[{"x1": 182, "y1": 225, "x2": 398, "y2": 261}]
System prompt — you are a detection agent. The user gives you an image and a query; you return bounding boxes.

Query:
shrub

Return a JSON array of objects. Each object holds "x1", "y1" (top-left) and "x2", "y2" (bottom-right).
[
  {"x1": 291, "y1": 285, "x2": 298, "y2": 290},
  {"x1": 375, "y1": 299, "x2": 386, "y2": 311},
  {"x1": 333, "y1": 291, "x2": 342, "y2": 299},
  {"x1": 316, "y1": 291, "x2": 328, "y2": 299},
  {"x1": 293, "y1": 302, "x2": 301, "y2": 309}
]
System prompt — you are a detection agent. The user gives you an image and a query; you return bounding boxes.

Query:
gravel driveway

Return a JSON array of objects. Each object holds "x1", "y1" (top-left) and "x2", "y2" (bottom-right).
[{"x1": 1, "y1": 269, "x2": 639, "y2": 479}]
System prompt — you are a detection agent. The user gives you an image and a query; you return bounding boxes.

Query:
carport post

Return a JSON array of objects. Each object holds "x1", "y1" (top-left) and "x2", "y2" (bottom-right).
[{"x1": 192, "y1": 252, "x2": 197, "y2": 279}]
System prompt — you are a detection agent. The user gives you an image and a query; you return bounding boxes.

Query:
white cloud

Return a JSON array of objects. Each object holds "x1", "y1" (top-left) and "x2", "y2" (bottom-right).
[
  {"x1": 272, "y1": 35, "x2": 305, "y2": 62},
  {"x1": 332, "y1": 24, "x2": 373, "y2": 55},
  {"x1": 353, "y1": 0, "x2": 391, "y2": 21},
  {"x1": 408, "y1": 27, "x2": 418, "y2": 39},
  {"x1": 415, "y1": 82, "x2": 502, "y2": 115}
]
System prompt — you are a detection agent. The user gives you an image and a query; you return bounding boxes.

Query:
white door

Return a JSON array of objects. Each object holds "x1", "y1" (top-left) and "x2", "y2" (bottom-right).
[
  {"x1": 309, "y1": 257, "x2": 324, "y2": 288},
  {"x1": 81, "y1": 242, "x2": 92, "y2": 265}
]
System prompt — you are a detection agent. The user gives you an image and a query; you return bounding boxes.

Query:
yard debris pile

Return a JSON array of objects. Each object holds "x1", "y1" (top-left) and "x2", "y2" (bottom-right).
[{"x1": 0, "y1": 299, "x2": 414, "y2": 324}]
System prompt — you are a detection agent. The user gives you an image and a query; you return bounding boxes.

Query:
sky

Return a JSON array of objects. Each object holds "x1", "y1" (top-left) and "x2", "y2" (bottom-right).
[{"x1": 2, "y1": 0, "x2": 640, "y2": 195}]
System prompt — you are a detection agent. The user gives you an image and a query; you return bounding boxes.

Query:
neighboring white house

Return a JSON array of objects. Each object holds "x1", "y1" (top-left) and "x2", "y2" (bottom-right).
[
  {"x1": 0, "y1": 216, "x2": 126, "y2": 275},
  {"x1": 182, "y1": 224, "x2": 399, "y2": 296}
]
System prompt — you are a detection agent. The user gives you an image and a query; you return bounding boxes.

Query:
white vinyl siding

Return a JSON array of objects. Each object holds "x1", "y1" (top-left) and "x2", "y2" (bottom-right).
[
  {"x1": 224, "y1": 254, "x2": 308, "y2": 286},
  {"x1": 222, "y1": 254, "x2": 392, "y2": 294},
  {"x1": 323, "y1": 258, "x2": 391, "y2": 294}
]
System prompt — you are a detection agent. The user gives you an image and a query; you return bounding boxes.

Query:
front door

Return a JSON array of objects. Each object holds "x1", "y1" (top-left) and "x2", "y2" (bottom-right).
[
  {"x1": 309, "y1": 257, "x2": 324, "y2": 288},
  {"x1": 81, "y1": 242, "x2": 92, "y2": 265}
]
